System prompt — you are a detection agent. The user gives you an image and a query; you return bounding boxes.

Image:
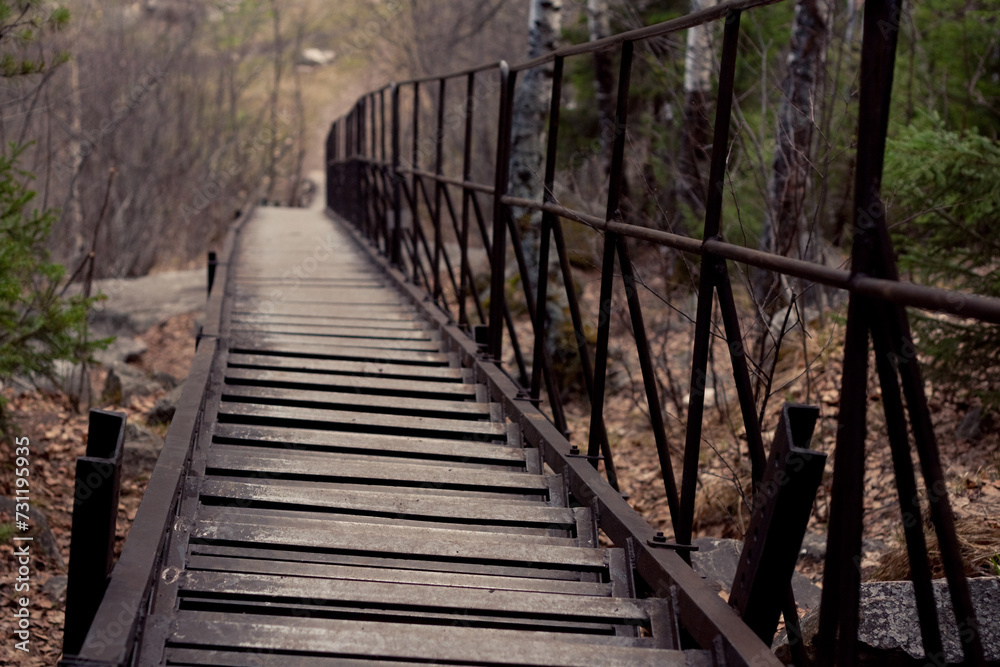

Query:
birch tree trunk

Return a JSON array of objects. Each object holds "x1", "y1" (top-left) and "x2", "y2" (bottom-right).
[
  {"x1": 509, "y1": 0, "x2": 561, "y2": 236},
  {"x1": 753, "y1": 0, "x2": 833, "y2": 311},
  {"x1": 675, "y1": 0, "x2": 718, "y2": 222}
]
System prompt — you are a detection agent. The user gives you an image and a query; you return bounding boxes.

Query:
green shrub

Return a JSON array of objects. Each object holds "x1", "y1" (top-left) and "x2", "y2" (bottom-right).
[
  {"x1": 884, "y1": 114, "x2": 1000, "y2": 408},
  {"x1": 0, "y1": 144, "x2": 108, "y2": 433}
]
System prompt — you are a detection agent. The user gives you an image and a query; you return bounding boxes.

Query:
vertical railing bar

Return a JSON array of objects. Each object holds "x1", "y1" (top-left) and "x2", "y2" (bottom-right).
[
  {"x1": 887, "y1": 306, "x2": 986, "y2": 664},
  {"x1": 715, "y1": 271, "x2": 767, "y2": 484},
  {"x1": 817, "y1": 0, "x2": 905, "y2": 662},
  {"x1": 458, "y1": 72, "x2": 476, "y2": 329},
  {"x1": 370, "y1": 92, "x2": 377, "y2": 239},
  {"x1": 586, "y1": 233, "x2": 621, "y2": 489},
  {"x1": 504, "y1": 199, "x2": 568, "y2": 432},
  {"x1": 391, "y1": 84, "x2": 402, "y2": 267},
  {"x1": 488, "y1": 62, "x2": 513, "y2": 361},
  {"x1": 400, "y1": 178, "x2": 432, "y2": 294},
  {"x1": 503, "y1": 301, "x2": 531, "y2": 387},
  {"x1": 529, "y1": 55, "x2": 564, "y2": 402},
  {"x1": 416, "y1": 175, "x2": 460, "y2": 305},
  {"x1": 378, "y1": 89, "x2": 389, "y2": 252},
  {"x1": 325, "y1": 122, "x2": 335, "y2": 211},
  {"x1": 440, "y1": 184, "x2": 477, "y2": 310},
  {"x1": 616, "y1": 235, "x2": 681, "y2": 527},
  {"x1": 410, "y1": 81, "x2": 422, "y2": 283},
  {"x1": 433, "y1": 78, "x2": 446, "y2": 302},
  {"x1": 868, "y1": 314, "x2": 944, "y2": 659},
  {"x1": 550, "y1": 215, "x2": 607, "y2": 438},
  {"x1": 585, "y1": 40, "x2": 638, "y2": 492},
  {"x1": 467, "y1": 191, "x2": 495, "y2": 324},
  {"x1": 529, "y1": 57, "x2": 567, "y2": 422},
  {"x1": 677, "y1": 11, "x2": 742, "y2": 553}
]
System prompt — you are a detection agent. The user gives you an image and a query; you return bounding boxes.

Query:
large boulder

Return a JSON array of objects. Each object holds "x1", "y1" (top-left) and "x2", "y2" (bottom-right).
[
  {"x1": 691, "y1": 536, "x2": 823, "y2": 611},
  {"x1": 774, "y1": 577, "x2": 1000, "y2": 665},
  {"x1": 102, "y1": 364, "x2": 162, "y2": 405}
]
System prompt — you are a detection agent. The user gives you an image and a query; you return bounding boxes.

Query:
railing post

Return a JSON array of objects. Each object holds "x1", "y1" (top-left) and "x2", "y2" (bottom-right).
[
  {"x1": 391, "y1": 84, "x2": 402, "y2": 267},
  {"x1": 207, "y1": 251, "x2": 217, "y2": 296},
  {"x1": 677, "y1": 10, "x2": 743, "y2": 555},
  {"x1": 433, "y1": 78, "x2": 446, "y2": 301},
  {"x1": 325, "y1": 121, "x2": 336, "y2": 212},
  {"x1": 728, "y1": 403, "x2": 825, "y2": 647},
  {"x1": 63, "y1": 409, "x2": 126, "y2": 656},
  {"x1": 410, "y1": 81, "x2": 422, "y2": 283},
  {"x1": 458, "y1": 72, "x2": 476, "y2": 328},
  {"x1": 488, "y1": 62, "x2": 513, "y2": 361}
]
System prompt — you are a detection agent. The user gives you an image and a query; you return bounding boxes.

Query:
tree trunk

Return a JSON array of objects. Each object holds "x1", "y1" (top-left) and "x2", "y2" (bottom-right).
[
  {"x1": 509, "y1": 0, "x2": 561, "y2": 236},
  {"x1": 587, "y1": 0, "x2": 615, "y2": 150},
  {"x1": 752, "y1": 0, "x2": 833, "y2": 311},
  {"x1": 676, "y1": 0, "x2": 718, "y2": 223}
]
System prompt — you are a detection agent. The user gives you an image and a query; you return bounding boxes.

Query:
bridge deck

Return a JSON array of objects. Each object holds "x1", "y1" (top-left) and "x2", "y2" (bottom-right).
[{"x1": 130, "y1": 207, "x2": 703, "y2": 665}]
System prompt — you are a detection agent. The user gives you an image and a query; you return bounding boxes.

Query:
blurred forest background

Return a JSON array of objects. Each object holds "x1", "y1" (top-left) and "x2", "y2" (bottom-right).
[
  {"x1": 2, "y1": 0, "x2": 997, "y2": 404},
  {"x1": 0, "y1": 0, "x2": 997, "y2": 441}
]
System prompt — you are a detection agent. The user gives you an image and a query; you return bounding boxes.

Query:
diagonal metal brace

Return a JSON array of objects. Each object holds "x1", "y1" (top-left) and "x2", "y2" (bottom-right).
[{"x1": 728, "y1": 403, "x2": 827, "y2": 647}]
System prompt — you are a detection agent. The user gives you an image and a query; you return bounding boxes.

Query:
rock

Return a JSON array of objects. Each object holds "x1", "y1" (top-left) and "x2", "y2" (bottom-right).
[
  {"x1": 93, "y1": 336, "x2": 147, "y2": 366},
  {"x1": 799, "y1": 531, "x2": 827, "y2": 562},
  {"x1": 101, "y1": 364, "x2": 162, "y2": 405},
  {"x1": 43, "y1": 575, "x2": 68, "y2": 602},
  {"x1": 775, "y1": 578, "x2": 1000, "y2": 664},
  {"x1": 152, "y1": 370, "x2": 179, "y2": 390},
  {"x1": 691, "y1": 537, "x2": 823, "y2": 611},
  {"x1": 0, "y1": 497, "x2": 65, "y2": 570},
  {"x1": 147, "y1": 383, "x2": 184, "y2": 425},
  {"x1": 81, "y1": 268, "x2": 206, "y2": 335},
  {"x1": 123, "y1": 422, "x2": 165, "y2": 476},
  {"x1": 956, "y1": 406, "x2": 983, "y2": 442},
  {"x1": 31, "y1": 359, "x2": 86, "y2": 395}
]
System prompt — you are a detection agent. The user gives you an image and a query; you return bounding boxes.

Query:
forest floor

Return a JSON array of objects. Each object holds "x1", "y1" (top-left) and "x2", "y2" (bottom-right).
[{"x1": 2, "y1": 272, "x2": 1000, "y2": 664}]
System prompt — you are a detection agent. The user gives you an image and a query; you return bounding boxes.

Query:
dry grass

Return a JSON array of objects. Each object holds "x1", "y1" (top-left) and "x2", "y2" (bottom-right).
[{"x1": 871, "y1": 516, "x2": 1000, "y2": 581}]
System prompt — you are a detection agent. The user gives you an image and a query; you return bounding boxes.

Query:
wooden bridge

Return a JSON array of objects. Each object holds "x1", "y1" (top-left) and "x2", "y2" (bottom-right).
[
  {"x1": 61, "y1": 204, "x2": 755, "y2": 665},
  {"x1": 58, "y1": 0, "x2": 998, "y2": 664}
]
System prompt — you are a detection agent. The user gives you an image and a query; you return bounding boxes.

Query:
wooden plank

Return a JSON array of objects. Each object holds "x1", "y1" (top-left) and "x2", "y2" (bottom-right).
[
  {"x1": 179, "y1": 570, "x2": 655, "y2": 623},
  {"x1": 216, "y1": 402, "x2": 507, "y2": 440},
  {"x1": 227, "y1": 330, "x2": 442, "y2": 351},
  {"x1": 229, "y1": 310, "x2": 420, "y2": 326},
  {"x1": 192, "y1": 514, "x2": 609, "y2": 570},
  {"x1": 164, "y1": 647, "x2": 416, "y2": 667},
  {"x1": 220, "y1": 384, "x2": 491, "y2": 417},
  {"x1": 168, "y1": 613, "x2": 692, "y2": 666},
  {"x1": 228, "y1": 321, "x2": 434, "y2": 340},
  {"x1": 228, "y1": 342, "x2": 450, "y2": 366},
  {"x1": 226, "y1": 352, "x2": 462, "y2": 379},
  {"x1": 205, "y1": 447, "x2": 547, "y2": 491},
  {"x1": 231, "y1": 297, "x2": 413, "y2": 312},
  {"x1": 210, "y1": 423, "x2": 524, "y2": 466},
  {"x1": 222, "y1": 367, "x2": 478, "y2": 399},
  {"x1": 188, "y1": 544, "x2": 587, "y2": 581},
  {"x1": 199, "y1": 479, "x2": 573, "y2": 526},
  {"x1": 193, "y1": 509, "x2": 576, "y2": 547},
  {"x1": 184, "y1": 555, "x2": 612, "y2": 596}
]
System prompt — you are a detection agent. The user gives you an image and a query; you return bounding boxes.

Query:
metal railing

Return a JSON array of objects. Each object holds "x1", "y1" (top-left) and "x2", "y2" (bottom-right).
[{"x1": 327, "y1": 0, "x2": 994, "y2": 662}]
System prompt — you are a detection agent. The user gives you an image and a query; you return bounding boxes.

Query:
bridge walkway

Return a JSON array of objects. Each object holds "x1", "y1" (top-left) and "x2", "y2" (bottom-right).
[{"x1": 127, "y1": 206, "x2": 701, "y2": 665}]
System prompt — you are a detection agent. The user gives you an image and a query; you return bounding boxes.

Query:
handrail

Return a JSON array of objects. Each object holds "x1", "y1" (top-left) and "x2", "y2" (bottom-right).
[{"x1": 327, "y1": 0, "x2": 991, "y2": 663}]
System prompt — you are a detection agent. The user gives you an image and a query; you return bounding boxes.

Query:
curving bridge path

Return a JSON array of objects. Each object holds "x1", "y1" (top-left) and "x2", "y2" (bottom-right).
[{"x1": 60, "y1": 204, "x2": 743, "y2": 666}]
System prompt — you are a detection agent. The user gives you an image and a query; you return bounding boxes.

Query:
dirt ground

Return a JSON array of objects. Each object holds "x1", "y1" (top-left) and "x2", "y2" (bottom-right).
[{"x1": 0, "y1": 312, "x2": 198, "y2": 666}]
